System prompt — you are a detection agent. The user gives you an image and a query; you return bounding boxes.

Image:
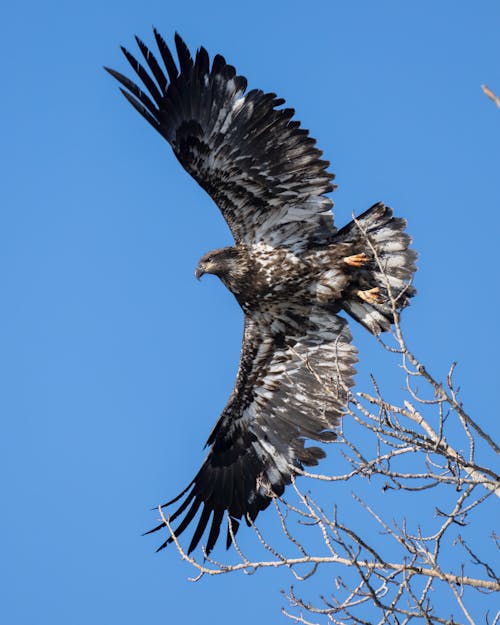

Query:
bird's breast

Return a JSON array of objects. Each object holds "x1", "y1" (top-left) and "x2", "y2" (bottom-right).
[{"x1": 232, "y1": 245, "x2": 311, "y2": 311}]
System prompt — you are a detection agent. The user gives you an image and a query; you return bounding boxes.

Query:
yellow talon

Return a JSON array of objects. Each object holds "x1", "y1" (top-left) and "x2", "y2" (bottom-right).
[
  {"x1": 344, "y1": 252, "x2": 369, "y2": 267},
  {"x1": 357, "y1": 287, "x2": 380, "y2": 304}
]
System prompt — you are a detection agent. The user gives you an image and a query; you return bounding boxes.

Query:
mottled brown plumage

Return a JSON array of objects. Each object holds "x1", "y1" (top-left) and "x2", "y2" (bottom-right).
[{"x1": 106, "y1": 31, "x2": 417, "y2": 555}]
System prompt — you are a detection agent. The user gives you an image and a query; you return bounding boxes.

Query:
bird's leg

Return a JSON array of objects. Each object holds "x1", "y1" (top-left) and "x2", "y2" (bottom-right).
[
  {"x1": 343, "y1": 252, "x2": 369, "y2": 267},
  {"x1": 357, "y1": 287, "x2": 380, "y2": 304}
]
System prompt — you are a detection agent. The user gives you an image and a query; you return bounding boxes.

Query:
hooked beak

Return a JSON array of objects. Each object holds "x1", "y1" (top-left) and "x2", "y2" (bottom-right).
[{"x1": 194, "y1": 266, "x2": 205, "y2": 280}]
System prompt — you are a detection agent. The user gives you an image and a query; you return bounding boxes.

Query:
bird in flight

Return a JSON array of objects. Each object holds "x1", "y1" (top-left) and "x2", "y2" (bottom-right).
[{"x1": 106, "y1": 31, "x2": 417, "y2": 555}]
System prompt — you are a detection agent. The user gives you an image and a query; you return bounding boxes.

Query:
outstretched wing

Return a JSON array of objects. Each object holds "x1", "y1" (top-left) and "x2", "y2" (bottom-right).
[
  {"x1": 105, "y1": 31, "x2": 336, "y2": 249},
  {"x1": 148, "y1": 309, "x2": 357, "y2": 555}
]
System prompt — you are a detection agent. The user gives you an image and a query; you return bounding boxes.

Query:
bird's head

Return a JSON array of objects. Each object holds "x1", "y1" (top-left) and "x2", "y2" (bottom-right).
[{"x1": 195, "y1": 247, "x2": 245, "y2": 281}]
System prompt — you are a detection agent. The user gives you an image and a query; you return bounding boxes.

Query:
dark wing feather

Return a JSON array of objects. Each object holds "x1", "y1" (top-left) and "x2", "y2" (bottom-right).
[
  {"x1": 153, "y1": 29, "x2": 178, "y2": 82},
  {"x1": 105, "y1": 31, "x2": 336, "y2": 248},
  {"x1": 150, "y1": 310, "x2": 357, "y2": 554},
  {"x1": 135, "y1": 36, "x2": 167, "y2": 92}
]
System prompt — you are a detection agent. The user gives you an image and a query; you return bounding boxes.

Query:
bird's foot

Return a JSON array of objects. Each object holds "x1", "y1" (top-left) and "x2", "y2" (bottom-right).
[
  {"x1": 357, "y1": 287, "x2": 380, "y2": 304},
  {"x1": 344, "y1": 252, "x2": 369, "y2": 267}
]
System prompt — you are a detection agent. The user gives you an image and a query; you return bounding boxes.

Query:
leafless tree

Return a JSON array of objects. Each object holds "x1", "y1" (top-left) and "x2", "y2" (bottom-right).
[{"x1": 157, "y1": 184, "x2": 499, "y2": 625}]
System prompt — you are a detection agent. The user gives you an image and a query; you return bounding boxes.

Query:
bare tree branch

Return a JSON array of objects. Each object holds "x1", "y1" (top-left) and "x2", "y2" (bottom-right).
[
  {"x1": 158, "y1": 214, "x2": 499, "y2": 624},
  {"x1": 482, "y1": 84, "x2": 500, "y2": 109}
]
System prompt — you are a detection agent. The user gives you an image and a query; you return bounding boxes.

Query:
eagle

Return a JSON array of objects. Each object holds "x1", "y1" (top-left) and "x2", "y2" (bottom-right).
[{"x1": 106, "y1": 31, "x2": 417, "y2": 555}]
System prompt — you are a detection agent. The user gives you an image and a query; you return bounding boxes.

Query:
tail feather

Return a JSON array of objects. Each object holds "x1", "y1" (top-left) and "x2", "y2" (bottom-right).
[{"x1": 337, "y1": 202, "x2": 417, "y2": 335}]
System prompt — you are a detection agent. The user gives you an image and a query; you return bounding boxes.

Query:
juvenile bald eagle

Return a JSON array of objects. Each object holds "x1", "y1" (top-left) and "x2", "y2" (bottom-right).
[{"x1": 106, "y1": 31, "x2": 417, "y2": 555}]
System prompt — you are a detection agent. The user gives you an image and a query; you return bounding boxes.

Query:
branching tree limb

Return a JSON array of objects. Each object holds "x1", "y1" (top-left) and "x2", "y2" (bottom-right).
[{"x1": 159, "y1": 216, "x2": 499, "y2": 624}]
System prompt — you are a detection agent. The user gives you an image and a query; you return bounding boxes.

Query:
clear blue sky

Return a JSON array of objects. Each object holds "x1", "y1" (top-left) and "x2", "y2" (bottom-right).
[{"x1": 2, "y1": 1, "x2": 499, "y2": 623}]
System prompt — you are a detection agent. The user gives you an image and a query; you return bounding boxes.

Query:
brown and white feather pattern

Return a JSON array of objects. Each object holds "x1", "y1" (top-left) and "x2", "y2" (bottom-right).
[
  {"x1": 107, "y1": 32, "x2": 418, "y2": 555},
  {"x1": 105, "y1": 30, "x2": 336, "y2": 249},
  {"x1": 336, "y1": 203, "x2": 417, "y2": 334},
  {"x1": 148, "y1": 312, "x2": 357, "y2": 555}
]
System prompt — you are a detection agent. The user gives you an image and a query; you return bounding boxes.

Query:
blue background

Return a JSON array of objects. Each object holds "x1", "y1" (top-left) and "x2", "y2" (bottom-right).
[{"x1": 2, "y1": 1, "x2": 499, "y2": 623}]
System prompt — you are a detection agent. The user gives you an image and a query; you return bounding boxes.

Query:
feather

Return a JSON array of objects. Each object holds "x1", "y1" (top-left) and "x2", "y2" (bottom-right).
[
  {"x1": 118, "y1": 88, "x2": 159, "y2": 130},
  {"x1": 205, "y1": 507, "x2": 224, "y2": 555},
  {"x1": 153, "y1": 28, "x2": 178, "y2": 83},
  {"x1": 174, "y1": 32, "x2": 193, "y2": 74},
  {"x1": 188, "y1": 505, "x2": 212, "y2": 554},
  {"x1": 104, "y1": 68, "x2": 158, "y2": 118},
  {"x1": 135, "y1": 36, "x2": 167, "y2": 92},
  {"x1": 120, "y1": 46, "x2": 163, "y2": 106}
]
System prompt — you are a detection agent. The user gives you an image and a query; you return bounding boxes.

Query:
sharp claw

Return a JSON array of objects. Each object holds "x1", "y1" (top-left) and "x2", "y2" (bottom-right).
[
  {"x1": 344, "y1": 252, "x2": 369, "y2": 267},
  {"x1": 357, "y1": 287, "x2": 380, "y2": 304}
]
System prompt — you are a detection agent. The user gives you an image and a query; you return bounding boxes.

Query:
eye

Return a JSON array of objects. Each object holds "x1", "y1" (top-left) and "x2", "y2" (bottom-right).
[{"x1": 205, "y1": 256, "x2": 213, "y2": 263}]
